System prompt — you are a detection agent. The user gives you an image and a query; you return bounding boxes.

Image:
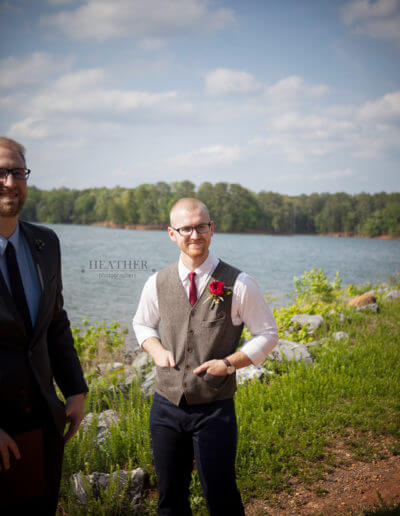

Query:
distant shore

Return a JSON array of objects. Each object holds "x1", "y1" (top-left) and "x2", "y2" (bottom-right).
[{"x1": 90, "y1": 221, "x2": 400, "y2": 240}]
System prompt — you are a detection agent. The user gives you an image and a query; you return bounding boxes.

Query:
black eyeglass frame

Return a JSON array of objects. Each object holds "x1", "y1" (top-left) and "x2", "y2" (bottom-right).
[
  {"x1": 0, "y1": 168, "x2": 31, "y2": 181},
  {"x1": 171, "y1": 222, "x2": 212, "y2": 236}
]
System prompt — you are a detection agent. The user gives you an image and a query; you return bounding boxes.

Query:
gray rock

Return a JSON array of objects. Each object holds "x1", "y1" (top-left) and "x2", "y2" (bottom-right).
[
  {"x1": 236, "y1": 365, "x2": 270, "y2": 384},
  {"x1": 383, "y1": 289, "x2": 400, "y2": 302},
  {"x1": 328, "y1": 310, "x2": 348, "y2": 323},
  {"x1": 81, "y1": 409, "x2": 120, "y2": 446},
  {"x1": 357, "y1": 303, "x2": 379, "y2": 313},
  {"x1": 269, "y1": 339, "x2": 313, "y2": 364},
  {"x1": 71, "y1": 468, "x2": 147, "y2": 511},
  {"x1": 333, "y1": 331, "x2": 349, "y2": 341},
  {"x1": 131, "y1": 351, "x2": 153, "y2": 371},
  {"x1": 123, "y1": 368, "x2": 141, "y2": 387},
  {"x1": 290, "y1": 314, "x2": 325, "y2": 333},
  {"x1": 71, "y1": 472, "x2": 87, "y2": 504},
  {"x1": 305, "y1": 340, "x2": 319, "y2": 348},
  {"x1": 141, "y1": 367, "x2": 156, "y2": 397},
  {"x1": 123, "y1": 350, "x2": 137, "y2": 365}
]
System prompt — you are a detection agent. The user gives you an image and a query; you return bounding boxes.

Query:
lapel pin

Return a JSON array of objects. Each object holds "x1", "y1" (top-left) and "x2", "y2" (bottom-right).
[{"x1": 35, "y1": 239, "x2": 46, "y2": 251}]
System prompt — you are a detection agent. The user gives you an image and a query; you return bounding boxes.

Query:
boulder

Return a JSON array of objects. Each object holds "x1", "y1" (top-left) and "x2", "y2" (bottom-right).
[
  {"x1": 130, "y1": 351, "x2": 153, "y2": 371},
  {"x1": 357, "y1": 303, "x2": 379, "y2": 313},
  {"x1": 236, "y1": 365, "x2": 272, "y2": 384},
  {"x1": 333, "y1": 331, "x2": 349, "y2": 341},
  {"x1": 383, "y1": 290, "x2": 400, "y2": 302},
  {"x1": 347, "y1": 293, "x2": 376, "y2": 308},
  {"x1": 71, "y1": 468, "x2": 147, "y2": 512},
  {"x1": 290, "y1": 314, "x2": 325, "y2": 333},
  {"x1": 81, "y1": 409, "x2": 120, "y2": 446},
  {"x1": 141, "y1": 367, "x2": 156, "y2": 397},
  {"x1": 269, "y1": 339, "x2": 313, "y2": 364}
]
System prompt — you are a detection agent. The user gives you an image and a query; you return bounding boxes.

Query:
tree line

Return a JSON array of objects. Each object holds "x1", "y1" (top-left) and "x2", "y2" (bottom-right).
[{"x1": 21, "y1": 181, "x2": 400, "y2": 237}]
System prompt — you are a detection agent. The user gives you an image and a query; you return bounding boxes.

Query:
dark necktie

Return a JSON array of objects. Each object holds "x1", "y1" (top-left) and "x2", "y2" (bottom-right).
[
  {"x1": 6, "y1": 241, "x2": 33, "y2": 335},
  {"x1": 188, "y1": 271, "x2": 197, "y2": 306}
]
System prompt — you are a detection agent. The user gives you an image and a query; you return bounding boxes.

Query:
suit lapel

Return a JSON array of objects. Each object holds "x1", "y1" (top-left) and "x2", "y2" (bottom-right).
[{"x1": 19, "y1": 220, "x2": 47, "y2": 340}]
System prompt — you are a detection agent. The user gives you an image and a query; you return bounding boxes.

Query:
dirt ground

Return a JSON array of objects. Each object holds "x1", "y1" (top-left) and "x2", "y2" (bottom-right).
[{"x1": 245, "y1": 434, "x2": 400, "y2": 515}]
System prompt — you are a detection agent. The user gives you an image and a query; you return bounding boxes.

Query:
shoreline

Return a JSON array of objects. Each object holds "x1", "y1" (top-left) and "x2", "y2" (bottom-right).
[{"x1": 90, "y1": 221, "x2": 400, "y2": 240}]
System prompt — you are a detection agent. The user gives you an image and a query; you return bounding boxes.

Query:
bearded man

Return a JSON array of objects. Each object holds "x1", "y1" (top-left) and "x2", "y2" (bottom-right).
[
  {"x1": 133, "y1": 197, "x2": 278, "y2": 515},
  {"x1": 0, "y1": 137, "x2": 88, "y2": 514}
]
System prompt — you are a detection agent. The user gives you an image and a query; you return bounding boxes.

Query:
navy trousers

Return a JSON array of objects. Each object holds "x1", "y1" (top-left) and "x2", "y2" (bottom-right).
[{"x1": 150, "y1": 392, "x2": 245, "y2": 516}]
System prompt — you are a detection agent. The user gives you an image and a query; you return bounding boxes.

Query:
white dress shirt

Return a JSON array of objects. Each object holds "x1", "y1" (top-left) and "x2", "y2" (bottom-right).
[{"x1": 132, "y1": 253, "x2": 279, "y2": 365}]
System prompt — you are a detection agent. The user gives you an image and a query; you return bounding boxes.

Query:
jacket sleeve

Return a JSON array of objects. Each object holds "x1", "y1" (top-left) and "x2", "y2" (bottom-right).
[{"x1": 47, "y1": 235, "x2": 88, "y2": 398}]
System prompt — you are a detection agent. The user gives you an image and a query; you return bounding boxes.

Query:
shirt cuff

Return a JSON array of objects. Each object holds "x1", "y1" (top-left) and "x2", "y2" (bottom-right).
[
  {"x1": 240, "y1": 333, "x2": 279, "y2": 366},
  {"x1": 132, "y1": 323, "x2": 160, "y2": 347}
]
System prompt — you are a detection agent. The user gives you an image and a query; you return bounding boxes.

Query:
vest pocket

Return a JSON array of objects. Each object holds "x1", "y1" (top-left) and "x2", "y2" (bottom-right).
[
  {"x1": 155, "y1": 365, "x2": 174, "y2": 389},
  {"x1": 201, "y1": 313, "x2": 226, "y2": 327},
  {"x1": 202, "y1": 372, "x2": 228, "y2": 389}
]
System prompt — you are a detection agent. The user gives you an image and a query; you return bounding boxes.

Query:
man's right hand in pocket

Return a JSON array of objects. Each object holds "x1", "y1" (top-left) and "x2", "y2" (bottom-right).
[
  {"x1": 0, "y1": 428, "x2": 20, "y2": 471},
  {"x1": 142, "y1": 337, "x2": 176, "y2": 367}
]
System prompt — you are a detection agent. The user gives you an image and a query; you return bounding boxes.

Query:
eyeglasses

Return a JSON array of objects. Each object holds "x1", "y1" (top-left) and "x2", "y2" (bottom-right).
[
  {"x1": 0, "y1": 168, "x2": 31, "y2": 182},
  {"x1": 171, "y1": 222, "x2": 211, "y2": 236}
]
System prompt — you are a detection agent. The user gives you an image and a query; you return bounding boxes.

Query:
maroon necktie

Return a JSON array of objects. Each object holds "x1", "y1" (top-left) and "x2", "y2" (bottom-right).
[{"x1": 188, "y1": 272, "x2": 197, "y2": 306}]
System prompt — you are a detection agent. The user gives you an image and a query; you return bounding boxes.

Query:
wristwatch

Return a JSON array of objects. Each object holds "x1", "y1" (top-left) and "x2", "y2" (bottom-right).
[{"x1": 222, "y1": 358, "x2": 236, "y2": 374}]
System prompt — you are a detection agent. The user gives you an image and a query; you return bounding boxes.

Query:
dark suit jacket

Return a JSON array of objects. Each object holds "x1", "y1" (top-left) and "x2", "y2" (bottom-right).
[{"x1": 0, "y1": 220, "x2": 88, "y2": 436}]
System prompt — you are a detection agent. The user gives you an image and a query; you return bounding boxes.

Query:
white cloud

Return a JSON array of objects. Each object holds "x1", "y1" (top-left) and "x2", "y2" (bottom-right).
[
  {"x1": 205, "y1": 68, "x2": 262, "y2": 96},
  {"x1": 41, "y1": 0, "x2": 234, "y2": 42},
  {"x1": 25, "y1": 69, "x2": 194, "y2": 122},
  {"x1": 311, "y1": 168, "x2": 354, "y2": 181},
  {"x1": 266, "y1": 76, "x2": 328, "y2": 101},
  {"x1": 8, "y1": 117, "x2": 49, "y2": 140},
  {"x1": 166, "y1": 144, "x2": 242, "y2": 168},
  {"x1": 0, "y1": 52, "x2": 72, "y2": 89},
  {"x1": 139, "y1": 38, "x2": 166, "y2": 51},
  {"x1": 205, "y1": 71, "x2": 328, "y2": 102},
  {"x1": 270, "y1": 112, "x2": 354, "y2": 136},
  {"x1": 342, "y1": 0, "x2": 400, "y2": 45},
  {"x1": 358, "y1": 90, "x2": 400, "y2": 123}
]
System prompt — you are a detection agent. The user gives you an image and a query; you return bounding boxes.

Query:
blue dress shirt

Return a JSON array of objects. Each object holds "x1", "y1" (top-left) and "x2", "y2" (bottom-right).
[{"x1": 0, "y1": 222, "x2": 42, "y2": 326}]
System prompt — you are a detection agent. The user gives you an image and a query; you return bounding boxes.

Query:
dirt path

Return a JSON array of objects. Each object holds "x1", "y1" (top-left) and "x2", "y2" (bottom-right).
[{"x1": 245, "y1": 436, "x2": 400, "y2": 515}]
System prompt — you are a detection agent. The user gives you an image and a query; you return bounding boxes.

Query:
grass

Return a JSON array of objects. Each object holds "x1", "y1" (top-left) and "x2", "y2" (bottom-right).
[
  {"x1": 58, "y1": 272, "x2": 400, "y2": 514},
  {"x1": 235, "y1": 299, "x2": 400, "y2": 503}
]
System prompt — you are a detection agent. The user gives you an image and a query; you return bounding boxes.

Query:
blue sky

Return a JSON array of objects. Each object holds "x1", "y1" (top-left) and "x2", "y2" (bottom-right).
[{"x1": 0, "y1": 0, "x2": 399, "y2": 194}]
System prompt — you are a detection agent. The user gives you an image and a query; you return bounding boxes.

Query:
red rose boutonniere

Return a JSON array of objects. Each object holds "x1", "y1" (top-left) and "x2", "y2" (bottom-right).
[{"x1": 204, "y1": 281, "x2": 232, "y2": 309}]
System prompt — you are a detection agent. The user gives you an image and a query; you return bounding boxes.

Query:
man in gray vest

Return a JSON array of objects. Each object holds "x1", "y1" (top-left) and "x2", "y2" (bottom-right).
[{"x1": 133, "y1": 198, "x2": 278, "y2": 515}]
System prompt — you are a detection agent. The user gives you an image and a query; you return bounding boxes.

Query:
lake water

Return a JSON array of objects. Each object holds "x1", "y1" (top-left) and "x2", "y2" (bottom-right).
[{"x1": 48, "y1": 224, "x2": 400, "y2": 348}]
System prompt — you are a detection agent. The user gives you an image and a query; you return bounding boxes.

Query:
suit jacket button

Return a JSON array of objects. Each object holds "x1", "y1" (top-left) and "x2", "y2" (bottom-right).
[{"x1": 28, "y1": 350, "x2": 32, "y2": 357}]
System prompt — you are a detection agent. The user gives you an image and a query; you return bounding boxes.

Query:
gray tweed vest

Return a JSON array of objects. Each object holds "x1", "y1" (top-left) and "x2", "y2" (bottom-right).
[{"x1": 155, "y1": 259, "x2": 244, "y2": 405}]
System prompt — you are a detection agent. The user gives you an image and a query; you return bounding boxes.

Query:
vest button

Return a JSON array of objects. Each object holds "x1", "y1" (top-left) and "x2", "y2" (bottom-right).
[
  {"x1": 191, "y1": 309, "x2": 196, "y2": 315},
  {"x1": 185, "y1": 364, "x2": 190, "y2": 369},
  {"x1": 183, "y1": 382, "x2": 187, "y2": 387},
  {"x1": 187, "y1": 348, "x2": 193, "y2": 353},
  {"x1": 188, "y1": 329, "x2": 194, "y2": 335}
]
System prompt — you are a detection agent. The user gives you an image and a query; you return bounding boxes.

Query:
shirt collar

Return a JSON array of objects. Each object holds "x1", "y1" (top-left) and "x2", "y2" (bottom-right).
[
  {"x1": 178, "y1": 252, "x2": 219, "y2": 282},
  {"x1": 0, "y1": 221, "x2": 20, "y2": 257}
]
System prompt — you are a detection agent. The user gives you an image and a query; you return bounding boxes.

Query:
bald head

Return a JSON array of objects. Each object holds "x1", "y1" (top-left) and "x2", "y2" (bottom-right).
[{"x1": 169, "y1": 198, "x2": 210, "y2": 227}]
